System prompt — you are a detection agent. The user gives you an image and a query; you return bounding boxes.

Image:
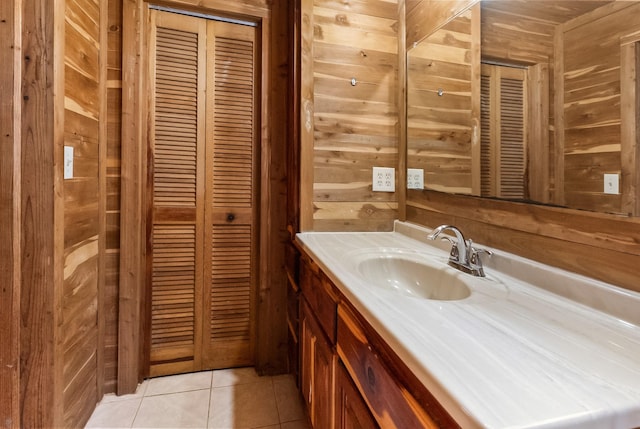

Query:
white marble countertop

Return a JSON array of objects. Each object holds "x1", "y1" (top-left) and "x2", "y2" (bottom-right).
[{"x1": 296, "y1": 221, "x2": 640, "y2": 429}]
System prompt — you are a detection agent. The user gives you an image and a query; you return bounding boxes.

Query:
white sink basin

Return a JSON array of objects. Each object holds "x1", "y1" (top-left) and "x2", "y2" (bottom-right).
[{"x1": 356, "y1": 252, "x2": 471, "y2": 301}]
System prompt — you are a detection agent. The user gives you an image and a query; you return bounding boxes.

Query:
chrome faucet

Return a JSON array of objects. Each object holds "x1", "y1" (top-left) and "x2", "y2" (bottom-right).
[{"x1": 427, "y1": 225, "x2": 492, "y2": 277}]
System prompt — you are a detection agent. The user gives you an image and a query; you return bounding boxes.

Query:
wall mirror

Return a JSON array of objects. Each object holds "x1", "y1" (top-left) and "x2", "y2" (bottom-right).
[{"x1": 407, "y1": 0, "x2": 640, "y2": 216}]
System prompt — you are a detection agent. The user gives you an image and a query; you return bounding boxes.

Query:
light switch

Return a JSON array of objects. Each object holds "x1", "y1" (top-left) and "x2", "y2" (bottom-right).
[
  {"x1": 64, "y1": 146, "x2": 74, "y2": 179},
  {"x1": 604, "y1": 173, "x2": 619, "y2": 195}
]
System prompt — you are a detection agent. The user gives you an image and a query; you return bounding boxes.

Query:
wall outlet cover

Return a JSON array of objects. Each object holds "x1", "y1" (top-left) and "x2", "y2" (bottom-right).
[
  {"x1": 407, "y1": 168, "x2": 424, "y2": 190},
  {"x1": 372, "y1": 167, "x2": 395, "y2": 192},
  {"x1": 604, "y1": 173, "x2": 619, "y2": 195}
]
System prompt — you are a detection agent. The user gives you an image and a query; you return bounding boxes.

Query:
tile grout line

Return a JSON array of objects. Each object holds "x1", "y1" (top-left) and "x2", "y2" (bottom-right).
[
  {"x1": 272, "y1": 377, "x2": 284, "y2": 425},
  {"x1": 129, "y1": 391, "x2": 145, "y2": 428},
  {"x1": 207, "y1": 371, "x2": 214, "y2": 428}
]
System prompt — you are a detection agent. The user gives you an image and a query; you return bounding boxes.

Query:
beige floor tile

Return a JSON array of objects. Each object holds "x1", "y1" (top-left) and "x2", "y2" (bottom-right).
[
  {"x1": 208, "y1": 380, "x2": 279, "y2": 428},
  {"x1": 145, "y1": 371, "x2": 213, "y2": 396},
  {"x1": 84, "y1": 397, "x2": 141, "y2": 429},
  {"x1": 272, "y1": 375, "x2": 306, "y2": 423},
  {"x1": 100, "y1": 380, "x2": 149, "y2": 403},
  {"x1": 132, "y1": 389, "x2": 210, "y2": 428},
  {"x1": 211, "y1": 367, "x2": 264, "y2": 388},
  {"x1": 280, "y1": 420, "x2": 311, "y2": 429}
]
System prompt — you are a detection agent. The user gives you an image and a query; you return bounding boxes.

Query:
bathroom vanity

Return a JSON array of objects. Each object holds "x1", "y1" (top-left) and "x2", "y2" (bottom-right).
[{"x1": 294, "y1": 222, "x2": 640, "y2": 429}]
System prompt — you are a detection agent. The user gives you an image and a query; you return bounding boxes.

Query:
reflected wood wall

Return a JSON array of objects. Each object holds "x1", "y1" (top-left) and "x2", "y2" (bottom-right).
[
  {"x1": 405, "y1": 0, "x2": 640, "y2": 296},
  {"x1": 407, "y1": 190, "x2": 640, "y2": 294},
  {"x1": 407, "y1": 8, "x2": 475, "y2": 195},
  {"x1": 561, "y1": 3, "x2": 640, "y2": 214},
  {"x1": 300, "y1": 0, "x2": 400, "y2": 232},
  {"x1": 481, "y1": 1, "x2": 557, "y2": 202}
]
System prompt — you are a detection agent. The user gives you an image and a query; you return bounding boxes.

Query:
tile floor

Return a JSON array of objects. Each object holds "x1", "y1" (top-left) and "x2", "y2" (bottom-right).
[{"x1": 85, "y1": 367, "x2": 312, "y2": 429}]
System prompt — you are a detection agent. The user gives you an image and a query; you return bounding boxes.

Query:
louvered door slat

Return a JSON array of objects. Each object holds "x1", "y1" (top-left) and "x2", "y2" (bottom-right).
[
  {"x1": 153, "y1": 30, "x2": 199, "y2": 210},
  {"x1": 151, "y1": 224, "x2": 196, "y2": 349}
]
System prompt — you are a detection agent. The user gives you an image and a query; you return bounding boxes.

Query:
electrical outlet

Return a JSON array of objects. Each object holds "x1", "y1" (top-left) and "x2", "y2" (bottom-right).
[
  {"x1": 407, "y1": 168, "x2": 424, "y2": 190},
  {"x1": 604, "y1": 173, "x2": 619, "y2": 194},
  {"x1": 372, "y1": 167, "x2": 395, "y2": 192}
]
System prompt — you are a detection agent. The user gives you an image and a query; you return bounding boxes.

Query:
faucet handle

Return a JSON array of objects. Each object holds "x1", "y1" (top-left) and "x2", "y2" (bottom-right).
[
  {"x1": 469, "y1": 246, "x2": 492, "y2": 266},
  {"x1": 434, "y1": 236, "x2": 462, "y2": 261}
]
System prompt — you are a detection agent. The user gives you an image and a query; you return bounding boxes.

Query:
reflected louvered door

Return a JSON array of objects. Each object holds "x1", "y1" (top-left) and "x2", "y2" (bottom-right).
[
  {"x1": 202, "y1": 21, "x2": 257, "y2": 369},
  {"x1": 480, "y1": 64, "x2": 526, "y2": 199},
  {"x1": 148, "y1": 10, "x2": 257, "y2": 376}
]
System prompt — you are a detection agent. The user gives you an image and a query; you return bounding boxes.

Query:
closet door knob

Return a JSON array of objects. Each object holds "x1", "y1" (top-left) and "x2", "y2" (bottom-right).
[{"x1": 226, "y1": 213, "x2": 235, "y2": 222}]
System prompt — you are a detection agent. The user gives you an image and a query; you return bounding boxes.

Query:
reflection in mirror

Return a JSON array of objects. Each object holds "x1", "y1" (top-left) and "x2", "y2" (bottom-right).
[
  {"x1": 407, "y1": 7, "x2": 478, "y2": 195},
  {"x1": 407, "y1": 0, "x2": 640, "y2": 216}
]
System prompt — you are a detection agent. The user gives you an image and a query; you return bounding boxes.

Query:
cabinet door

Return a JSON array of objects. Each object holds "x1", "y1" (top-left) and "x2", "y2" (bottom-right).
[
  {"x1": 313, "y1": 326, "x2": 335, "y2": 429},
  {"x1": 300, "y1": 298, "x2": 336, "y2": 429},
  {"x1": 300, "y1": 302, "x2": 315, "y2": 408},
  {"x1": 335, "y1": 363, "x2": 378, "y2": 429}
]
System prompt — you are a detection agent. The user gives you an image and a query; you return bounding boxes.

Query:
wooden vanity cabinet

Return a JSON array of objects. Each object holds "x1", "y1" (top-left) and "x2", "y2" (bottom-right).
[
  {"x1": 337, "y1": 304, "x2": 441, "y2": 429},
  {"x1": 298, "y1": 251, "x2": 458, "y2": 429},
  {"x1": 299, "y1": 254, "x2": 338, "y2": 428},
  {"x1": 335, "y1": 361, "x2": 379, "y2": 429}
]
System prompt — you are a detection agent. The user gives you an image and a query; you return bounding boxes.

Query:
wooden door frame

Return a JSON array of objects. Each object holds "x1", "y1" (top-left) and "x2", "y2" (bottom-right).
[{"x1": 119, "y1": 0, "x2": 287, "y2": 394}]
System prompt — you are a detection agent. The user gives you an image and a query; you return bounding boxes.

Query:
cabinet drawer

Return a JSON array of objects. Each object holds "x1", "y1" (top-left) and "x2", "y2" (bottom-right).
[
  {"x1": 337, "y1": 304, "x2": 439, "y2": 429},
  {"x1": 300, "y1": 256, "x2": 338, "y2": 343}
]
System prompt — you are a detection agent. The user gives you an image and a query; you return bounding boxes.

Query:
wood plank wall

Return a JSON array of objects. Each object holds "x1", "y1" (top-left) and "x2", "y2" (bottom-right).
[
  {"x1": 20, "y1": 0, "x2": 64, "y2": 426},
  {"x1": 303, "y1": 0, "x2": 400, "y2": 232},
  {"x1": 562, "y1": 3, "x2": 640, "y2": 214},
  {"x1": 62, "y1": 0, "x2": 105, "y2": 425},
  {"x1": 104, "y1": 0, "x2": 123, "y2": 394},
  {"x1": 1, "y1": 1, "x2": 95, "y2": 426}
]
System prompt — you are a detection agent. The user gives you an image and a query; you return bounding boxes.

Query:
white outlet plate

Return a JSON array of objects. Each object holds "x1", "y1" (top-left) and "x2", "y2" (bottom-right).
[
  {"x1": 372, "y1": 167, "x2": 395, "y2": 192},
  {"x1": 604, "y1": 173, "x2": 619, "y2": 195},
  {"x1": 64, "y1": 146, "x2": 74, "y2": 179},
  {"x1": 407, "y1": 168, "x2": 424, "y2": 190}
]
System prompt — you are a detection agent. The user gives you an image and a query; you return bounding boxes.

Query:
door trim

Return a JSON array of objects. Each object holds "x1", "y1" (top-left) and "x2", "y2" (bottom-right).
[{"x1": 119, "y1": 0, "x2": 283, "y2": 394}]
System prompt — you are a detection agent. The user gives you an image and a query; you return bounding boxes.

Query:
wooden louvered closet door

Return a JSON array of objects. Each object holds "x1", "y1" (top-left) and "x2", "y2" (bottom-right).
[
  {"x1": 147, "y1": 10, "x2": 257, "y2": 377},
  {"x1": 202, "y1": 21, "x2": 257, "y2": 369}
]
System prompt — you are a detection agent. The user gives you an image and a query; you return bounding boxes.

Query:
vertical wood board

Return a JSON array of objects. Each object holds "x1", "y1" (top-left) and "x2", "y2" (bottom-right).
[{"x1": 0, "y1": 0, "x2": 21, "y2": 426}]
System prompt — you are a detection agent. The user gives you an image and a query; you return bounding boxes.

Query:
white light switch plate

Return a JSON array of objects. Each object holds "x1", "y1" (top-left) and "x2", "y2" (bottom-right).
[
  {"x1": 604, "y1": 173, "x2": 619, "y2": 194},
  {"x1": 64, "y1": 146, "x2": 74, "y2": 179},
  {"x1": 407, "y1": 168, "x2": 424, "y2": 190},
  {"x1": 372, "y1": 167, "x2": 395, "y2": 192}
]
